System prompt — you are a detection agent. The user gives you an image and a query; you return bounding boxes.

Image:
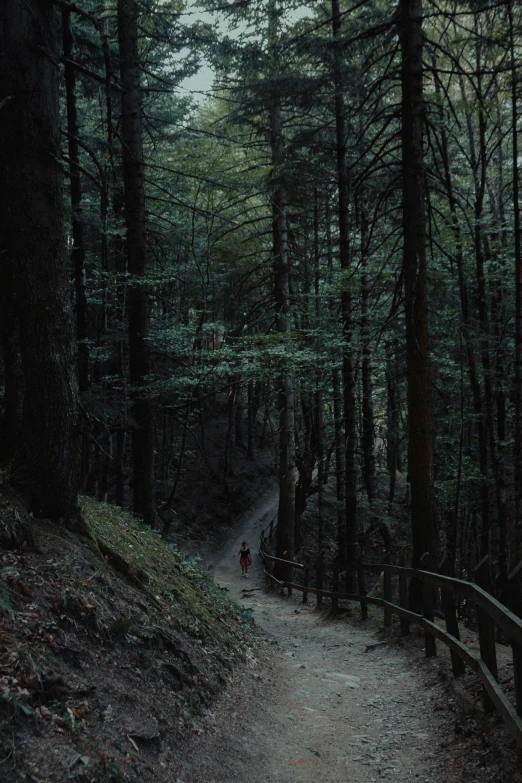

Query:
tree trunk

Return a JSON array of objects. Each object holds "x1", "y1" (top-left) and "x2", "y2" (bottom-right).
[
  {"x1": 0, "y1": 276, "x2": 24, "y2": 464},
  {"x1": 62, "y1": 2, "x2": 89, "y2": 395},
  {"x1": 332, "y1": 0, "x2": 357, "y2": 586},
  {"x1": 510, "y1": 0, "x2": 522, "y2": 565},
  {"x1": 313, "y1": 188, "x2": 325, "y2": 551},
  {"x1": 399, "y1": 0, "x2": 438, "y2": 568},
  {"x1": 386, "y1": 348, "x2": 399, "y2": 509},
  {"x1": 326, "y1": 196, "x2": 346, "y2": 560},
  {"x1": 360, "y1": 199, "x2": 376, "y2": 506},
  {"x1": 247, "y1": 381, "x2": 256, "y2": 460},
  {"x1": 268, "y1": 74, "x2": 296, "y2": 563},
  {"x1": 118, "y1": 0, "x2": 156, "y2": 526},
  {"x1": 62, "y1": 2, "x2": 92, "y2": 491},
  {"x1": 0, "y1": 0, "x2": 80, "y2": 517},
  {"x1": 235, "y1": 377, "x2": 245, "y2": 448}
]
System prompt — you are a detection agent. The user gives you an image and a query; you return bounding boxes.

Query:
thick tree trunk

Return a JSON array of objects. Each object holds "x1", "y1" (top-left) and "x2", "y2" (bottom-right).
[
  {"x1": 118, "y1": 0, "x2": 156, "y2": 526},
  {"x1": 399, "y1": 0, "x2": 438, "y2": 568},
  {"x1": 332, "y1": 0, "x2": 357, "y2": 586},
  {"x1": 0, "y1": 0, "x2": 80, "y2": 517}
]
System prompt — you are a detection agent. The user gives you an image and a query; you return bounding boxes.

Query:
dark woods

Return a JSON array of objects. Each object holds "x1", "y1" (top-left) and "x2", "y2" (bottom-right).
[{"x1": 1, "y1": 0, "x2": 522, "y2": 603}]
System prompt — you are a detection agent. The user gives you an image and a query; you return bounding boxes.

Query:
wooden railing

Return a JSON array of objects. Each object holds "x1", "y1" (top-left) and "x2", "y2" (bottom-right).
[{"x1": 259, "y1": 524, "x2": 522, "y2": 750}]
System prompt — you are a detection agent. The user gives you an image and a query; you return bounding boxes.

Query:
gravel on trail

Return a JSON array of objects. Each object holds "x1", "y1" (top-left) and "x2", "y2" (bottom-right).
[{"x1": 168, "y1": 490, "x2": 469, "y2": 783}]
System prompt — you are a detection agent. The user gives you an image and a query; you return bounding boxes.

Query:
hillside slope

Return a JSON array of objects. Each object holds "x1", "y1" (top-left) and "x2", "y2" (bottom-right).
[{"x1": 0, "y1": 493, "x2": 254, "y2": 782}]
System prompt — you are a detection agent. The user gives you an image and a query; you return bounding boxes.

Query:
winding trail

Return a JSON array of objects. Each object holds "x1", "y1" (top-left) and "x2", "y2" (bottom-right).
[{"x1": 172, "y1": 489, "x2": 455, "y2": 783}]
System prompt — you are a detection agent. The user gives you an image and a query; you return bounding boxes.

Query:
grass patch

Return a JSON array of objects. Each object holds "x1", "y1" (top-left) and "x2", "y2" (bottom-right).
[{"x1": 80, "y1": 497, "x2": 254, "y2": 649}]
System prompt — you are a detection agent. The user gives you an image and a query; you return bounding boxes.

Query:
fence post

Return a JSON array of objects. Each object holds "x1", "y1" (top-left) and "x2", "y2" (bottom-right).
[
  {"x1": 303, "y1": 565, "x2": 309, "y2": 604},
  {"x1": 507, "y1": 560, "x2": 522, "y2": 718},
  {"x1": 398, "y1": 547, "x2": 410, "y2": 636},
  {"x1": 420, "y1": 553, "x2": 436, "y2": 657},
  {"x1": 383, "y1": 551, "x2": 393, "y2": 627},
  {"x1": 316, "y1": 554, "x2": 324, "y2": 608},
  {"x1": 282, "y1": 551, "x2": 292, "y2": 597},
  {"x1": 439, "y1": 557, "x2": 465, "y2": 678},
  {"x1": 474, "y1": 555, "x2": 498, "y2": 713},
  {"x1": 357, "y1": 561, "x2": 368, "y2": 620},
  {"x1": 332, "y1": 564, "x2": 339, "y2": 613},
  {"x1": 269, "y1": 519, "x2": 274, "y2": 545}
]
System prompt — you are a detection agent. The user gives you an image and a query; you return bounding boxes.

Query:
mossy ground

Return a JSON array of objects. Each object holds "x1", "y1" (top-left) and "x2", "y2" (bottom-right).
[{"x1": 81, "y1": 496, "x2": 255, "y2": 648}]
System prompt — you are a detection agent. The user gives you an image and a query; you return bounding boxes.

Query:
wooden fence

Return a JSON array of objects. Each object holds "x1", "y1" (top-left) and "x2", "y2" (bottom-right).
[{"x1": 259, "y1": 522, "x2": 522, "y2": 750}]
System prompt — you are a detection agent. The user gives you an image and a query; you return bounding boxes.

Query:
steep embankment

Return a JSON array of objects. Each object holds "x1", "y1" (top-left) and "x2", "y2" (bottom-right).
[{"x1": 0, "y1": 493, "x2": 255, "y2": 782}]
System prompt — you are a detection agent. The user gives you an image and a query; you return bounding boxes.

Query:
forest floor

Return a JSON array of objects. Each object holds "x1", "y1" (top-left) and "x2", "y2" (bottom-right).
[{"x1": 172, "y1": 488, "x2": 522, "y2": 783}]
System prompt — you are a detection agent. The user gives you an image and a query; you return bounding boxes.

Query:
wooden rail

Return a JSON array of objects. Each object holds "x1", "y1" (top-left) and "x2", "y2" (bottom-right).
[{"x1": 259, "y1": 526, "x2": 522, "y2": 750}]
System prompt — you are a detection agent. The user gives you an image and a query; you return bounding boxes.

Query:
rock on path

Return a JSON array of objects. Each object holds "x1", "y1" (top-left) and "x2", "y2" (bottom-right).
[{"x1": 170, "y1": 490, "x2": 456, "y2": 783}]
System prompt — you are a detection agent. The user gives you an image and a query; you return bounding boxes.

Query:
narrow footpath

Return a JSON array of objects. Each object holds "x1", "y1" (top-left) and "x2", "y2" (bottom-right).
[{"x1": 170, "y1": 490, "x2": 461, "y2": 783}]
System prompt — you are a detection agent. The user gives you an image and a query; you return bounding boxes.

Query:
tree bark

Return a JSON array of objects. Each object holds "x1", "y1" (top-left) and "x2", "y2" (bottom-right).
[
  {"x1": 247, "y1": 381, "x2": 257, "y2": 460},
  {"x1": 399, "y1": 0, "x2": 438, "y2": 568},
  {"x1": 0, "y1": 274, "x2": 24, "y2": 464},
  {"x1": 313, "y1": 188, "x2": 325, "y2": 551},
  {"x1": 62, "y1": 2, "x2": 89, "y2": 395},
  {"x1": 118, "y1": 0, "x2": 156, "y2": 526},
  {"x1": 510, "y1": 0, "x2": 522, "y2": 564},
  {"x1": 0, "y1": 0, "x2": 80, "y2": 517},
  {"x1": 360, "y1": 198, "x2": 376, "y2": 507},
  {"x1": 271, "y1": 92, "x2": 296, "y2": 562},
  {"x1": 332, "y1": 0, "x2": 357, "y2": 586},
  {"x1": 267, "y1": 0, "x2": 296, "y2": 565},
  {"x1": 62, "y1": 2, "x2": 92, "y2": 491}
]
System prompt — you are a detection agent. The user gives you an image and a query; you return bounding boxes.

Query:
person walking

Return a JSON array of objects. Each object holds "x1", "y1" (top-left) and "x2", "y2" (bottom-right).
[{"x1": 234, "y1": 541, "x2": 252, "y2": 577}]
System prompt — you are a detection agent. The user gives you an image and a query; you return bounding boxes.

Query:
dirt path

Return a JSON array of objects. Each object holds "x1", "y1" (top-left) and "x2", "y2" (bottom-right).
[{"x1": 171, "y1": 489, "x2": 457, "y2": 783}]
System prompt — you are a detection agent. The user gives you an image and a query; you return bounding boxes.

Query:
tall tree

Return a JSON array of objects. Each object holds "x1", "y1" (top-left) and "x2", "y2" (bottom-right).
[
  {"x1": 510, "y1": 0, "x2": 522, "y2": 566},
  {"x1": 118, "y1": 0, "x2": 156, "y2": 526},
  {"x1": 268, "y1": 0, "x2": 296, "y2": 563},
  {"x1": 399, "y1": 0, "x2": 438, "y2": 568},
  {"x1": 332, "y1": 0, "x2": 357, "y2": 584},
  {"x1": 0, "y1": 0, "x2": 80, "y2": 517}
]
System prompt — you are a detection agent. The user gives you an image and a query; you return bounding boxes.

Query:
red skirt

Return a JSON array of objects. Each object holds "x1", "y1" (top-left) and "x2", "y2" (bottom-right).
[{"x1": 240, "y1": 555, "x2": 252, "y2": 567}]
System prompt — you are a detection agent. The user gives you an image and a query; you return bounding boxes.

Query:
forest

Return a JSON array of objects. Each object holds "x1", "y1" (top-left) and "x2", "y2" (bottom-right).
[
  {"x1": 3, "y1": 0, "x2": 522, "y2": 594},
  {"x1": 3, "y1": 0, "x2": 522, "y2": 779}
]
